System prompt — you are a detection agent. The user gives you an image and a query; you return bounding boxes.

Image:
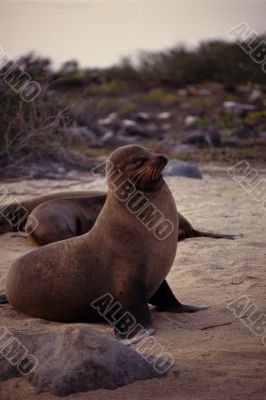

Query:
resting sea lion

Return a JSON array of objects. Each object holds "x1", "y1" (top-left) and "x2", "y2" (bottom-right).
[
  {"x1": 0, "y1": 185, "x2": 235, "y2": 244},
  {"x1": 25, "y1": 195, "x2": 234, "y2": 246},
  {"x1": 0, "y1": 191, "x2": 101, "y2": 235},
  {"x1": 26, "y1": 193, "x2": 106, "y2": 245},
  {"x1": 5, "y1": 145, "x2": 208, "y2": 343}
]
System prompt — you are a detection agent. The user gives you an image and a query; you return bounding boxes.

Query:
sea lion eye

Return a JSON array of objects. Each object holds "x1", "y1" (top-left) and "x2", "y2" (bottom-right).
[{"x1": 133, "y1": 157, "x2": 148, "y2": 167}]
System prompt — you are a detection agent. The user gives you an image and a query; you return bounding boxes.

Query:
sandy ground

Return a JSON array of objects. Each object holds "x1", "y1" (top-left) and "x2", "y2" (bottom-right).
[{"x1": 0, "y1": 172, "x2": 266, "y2": 400}]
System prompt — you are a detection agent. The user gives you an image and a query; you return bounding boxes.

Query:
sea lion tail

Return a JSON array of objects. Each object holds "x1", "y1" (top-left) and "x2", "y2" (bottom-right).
[
  {"x1": 0, "y1": 294, "x2": 8, "y2": 304},
  {"x1": 192, "y1": 229, "x2": 236, "y2": 240}
]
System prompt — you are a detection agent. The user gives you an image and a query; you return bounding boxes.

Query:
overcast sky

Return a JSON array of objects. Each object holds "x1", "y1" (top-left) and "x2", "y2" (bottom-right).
[{"x1": 0, "y1": 0, "x2": 265, "y2": 69}]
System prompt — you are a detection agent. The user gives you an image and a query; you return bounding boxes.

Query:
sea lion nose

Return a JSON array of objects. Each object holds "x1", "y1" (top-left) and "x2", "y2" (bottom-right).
[{"x1": 157, "y1": 155, "x2": 168, "y2": 165}]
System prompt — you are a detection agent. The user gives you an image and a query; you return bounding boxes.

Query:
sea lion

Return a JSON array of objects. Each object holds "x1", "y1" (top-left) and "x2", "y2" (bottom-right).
[
  {"x1": 5, "y1": 145, "x2": 208, "y2": 343},
  {"x1": 26, "y1": 193, "x2": 106, "y2": 245},
  {"x1": 0, "y1": 185, "x2": 235, "y2": 244},
  {"x1": 0, "y1": 190, "x2": 102, "y2": 235},
  {"x1": 25, "y1": 195, "x2": 234, "y2": 246}
]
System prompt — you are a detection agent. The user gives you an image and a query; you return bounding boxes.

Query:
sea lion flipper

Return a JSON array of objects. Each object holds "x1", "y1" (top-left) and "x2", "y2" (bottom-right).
[
  {"x1": 115, "y1": 284, "x2": 155, "y2": 344},
  {"x1": 192, "y1": 230, "x2": 236, "y2": 240},
  {"x1": 176, "y1": 304, "x2": 210, "y2": 313},
  {"x1": 149, "y1": 280, "x2": 210, "y2": 313}
]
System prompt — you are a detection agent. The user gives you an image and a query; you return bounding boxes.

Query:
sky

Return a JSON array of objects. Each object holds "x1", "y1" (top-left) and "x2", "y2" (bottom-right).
[{"x1": 0, "y1": 0, "x2": 265, "y2": 69}]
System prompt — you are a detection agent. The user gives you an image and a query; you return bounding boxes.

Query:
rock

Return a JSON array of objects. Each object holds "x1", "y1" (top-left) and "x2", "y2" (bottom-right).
[
  {"x1": 136, "y1": 112, "x2": 150, "y2": 123},
  {"x1": 249, "y1": 88, "x2": 262, "y2": 102},
  {"x1": 221, "y1": 138, "x2": 242, "y2": 147},
  {"x1": 0, "y1": 152, "x2": 8, "y2": 167},
  {"x1": 0, "y1": 327, "x2": 167, "y2": 396},
  {"x1": 182, "y1": 129, "x2": 221, "y2": 147},
  {"x1": 206, "y1": 129, "x2": 221, "y2": 146},
  {"x1": 102, "y1": 130, "x2": 115, "y2": 141},
  {"x1": 157, "y1": 112, "x2": 171, "y2": 120},
  {"x1": 163, "y1": 159, "x2": 202, "y2": 179},
  {"x1": 182, "y1": 132, "x2": 206, "y2": 146},
  {"x1": 184, "y1": 115, "x2": 199, "y2": 129},
  {"x1": 98, "y1": 113, "x2": 118, "y2": 127},
  {"x1": 233, "y1": 126, "x2": 258, "y2": 139},
  {"x1": 223, "y1": 101, "x2": 257, "y2": 115},
  {"x1": 102, "y1": 131, "x2": 130, "y2": 147},
  {"x1": 119, "y1": 120, "x2": 155, "y2": 138}
]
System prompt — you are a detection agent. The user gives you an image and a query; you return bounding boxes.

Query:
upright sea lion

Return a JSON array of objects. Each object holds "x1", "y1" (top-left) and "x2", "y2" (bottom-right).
[{"x1": 5, "y1": 145, "x2": 208, "y2": 343}]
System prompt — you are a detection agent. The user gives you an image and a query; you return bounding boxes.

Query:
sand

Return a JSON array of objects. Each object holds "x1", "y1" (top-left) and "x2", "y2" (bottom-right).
[{"x1": 0, "y1": 171, "x2": 266, "y2": 400}]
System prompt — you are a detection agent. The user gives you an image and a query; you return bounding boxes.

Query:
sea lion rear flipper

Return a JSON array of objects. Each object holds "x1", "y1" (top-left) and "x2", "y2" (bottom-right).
[
  {"x1": 192, "y1": 230, "x2": 236, "y2": 240},
  {"x1": 149, "y1": 280, "x2": 210, "y2": 313}
]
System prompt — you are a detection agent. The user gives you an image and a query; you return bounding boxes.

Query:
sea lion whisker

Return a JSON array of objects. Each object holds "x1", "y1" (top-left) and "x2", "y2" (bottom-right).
[
  {"x1": 133, "y1": 167, "x2": 151, "y2": 187},
  {"x1": 142, "y1": 170, "x2": 152, "y2": 191},
  {"x1": 133, "y1": 169, "x2": 147, "y2": 183}
]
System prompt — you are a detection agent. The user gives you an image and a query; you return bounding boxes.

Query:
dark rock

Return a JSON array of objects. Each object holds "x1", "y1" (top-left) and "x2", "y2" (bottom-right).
[
  {"x1": 207, "y1": 129, "x2": 221, "y2": 146},
  {"x1": 182, "y1": 132, "x2": 207, "y2": 146},
  {"x1": 118, "y1": 120, "x2": 156, "y2": 138},
  {"x1": 0, "y1": 327, "x2": 167, "y2": 396},
  {"x1": 221, "y1": 138, "x2": 242, "y2": 147},
  {"x1": 163, "y1": 159, "x2": 202, "y2": 179},
  {"x1": 233, "y1": 126, "x2": 258, "y2": 139},
  {"x1": 102, "y1": 131, "x2": 130, "y2": 147},
  {"x1": 136, "y1": 112, "x2": 150, "y2": 123},
  {"x1": 0, "y1": 152, "x2": 8, "y2": 167},
  {"x1": 182, "y1": 129, "x2": 221, "y2": 147}
]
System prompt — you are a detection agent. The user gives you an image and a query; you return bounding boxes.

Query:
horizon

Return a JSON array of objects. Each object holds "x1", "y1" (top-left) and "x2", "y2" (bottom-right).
[{"x1": 0, "y1": 0, "x2": 266, "y2": 69}]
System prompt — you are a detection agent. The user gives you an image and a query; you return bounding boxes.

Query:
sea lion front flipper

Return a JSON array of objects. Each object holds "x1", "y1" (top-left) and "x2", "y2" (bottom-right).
[
  {"x1": 149, "y1": 280, "x2": 210, "y2": 313},
  {"x1": 115, "y1": 283, "x2": 155, "y2": 345}
]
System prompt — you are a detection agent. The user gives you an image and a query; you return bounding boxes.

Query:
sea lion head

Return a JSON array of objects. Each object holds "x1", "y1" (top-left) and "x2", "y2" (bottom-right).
[{"x1": 106, "y1": 144, "x2": 168, "y2": 192}]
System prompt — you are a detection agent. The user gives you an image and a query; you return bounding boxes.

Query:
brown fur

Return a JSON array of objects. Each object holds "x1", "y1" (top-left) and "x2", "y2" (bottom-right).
[
  {"x1": 24, "y1": 195, "x2": 234, "y2": 246},
  {"x1": 6, "y1": 145, "x2": 181, "y2": 342}
]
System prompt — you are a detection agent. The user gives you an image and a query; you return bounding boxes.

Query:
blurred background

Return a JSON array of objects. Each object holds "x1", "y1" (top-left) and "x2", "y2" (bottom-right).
[{"x1": 1, "y1": 0, "x2": 266, "y2": 179}]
